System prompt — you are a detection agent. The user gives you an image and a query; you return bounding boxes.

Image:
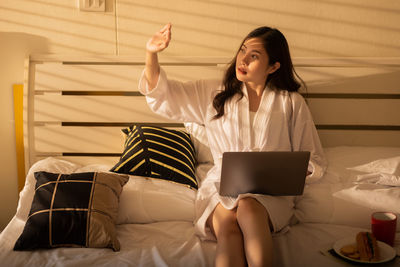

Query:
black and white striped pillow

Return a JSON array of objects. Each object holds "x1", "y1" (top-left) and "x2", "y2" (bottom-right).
[{"x1": 110, "y1": 125, "x2": 198, "y2": 190}]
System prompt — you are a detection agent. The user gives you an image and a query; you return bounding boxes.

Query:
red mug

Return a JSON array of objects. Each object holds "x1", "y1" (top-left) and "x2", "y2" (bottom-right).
[{"x1": 371, "y1": 212, "x2": 397, "y2": 247}]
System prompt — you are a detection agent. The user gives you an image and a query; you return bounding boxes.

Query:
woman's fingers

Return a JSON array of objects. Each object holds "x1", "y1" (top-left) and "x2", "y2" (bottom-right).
[
  {"x1": 146, "y1": 23, "x2": 172, "y2": 53},
  {"x1": 160, "y1": 23, "x2": 172, "y2": 34},
  {"x1": 161, "y1": 23, "x2": 172, "y2": 43}
]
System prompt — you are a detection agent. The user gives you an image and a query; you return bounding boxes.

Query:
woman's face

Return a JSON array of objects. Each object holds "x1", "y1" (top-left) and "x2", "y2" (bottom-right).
[{"x1": 235, "y1": 37, "x2": 275, "y2": 88}]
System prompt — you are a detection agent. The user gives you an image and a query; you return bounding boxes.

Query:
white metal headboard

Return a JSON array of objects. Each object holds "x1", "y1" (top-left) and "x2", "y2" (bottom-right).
[{"x1": 23, "y1": 55, "x2": 400, "y2": 172}]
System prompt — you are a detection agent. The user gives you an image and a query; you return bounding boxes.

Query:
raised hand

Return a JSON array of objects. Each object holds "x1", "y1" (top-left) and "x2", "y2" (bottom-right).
[{"x1": 146, "y1": 23, "x2": 172, "y2": 54}]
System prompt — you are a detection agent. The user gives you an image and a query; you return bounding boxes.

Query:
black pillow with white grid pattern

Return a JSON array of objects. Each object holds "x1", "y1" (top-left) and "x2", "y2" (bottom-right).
[{"x1": 14, "y1": 171, "x2": 128, "y2": 251}]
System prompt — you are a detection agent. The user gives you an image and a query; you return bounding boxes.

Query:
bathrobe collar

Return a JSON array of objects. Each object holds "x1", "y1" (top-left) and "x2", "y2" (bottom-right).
[{"x1": 238, "y1": 83, "x2": 274, "y2": 151}]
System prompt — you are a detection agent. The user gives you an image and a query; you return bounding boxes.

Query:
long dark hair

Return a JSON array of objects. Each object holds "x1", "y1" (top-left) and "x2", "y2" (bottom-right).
[{"x1": 212, "y1": 26, "x2": 305, "y2": 119}]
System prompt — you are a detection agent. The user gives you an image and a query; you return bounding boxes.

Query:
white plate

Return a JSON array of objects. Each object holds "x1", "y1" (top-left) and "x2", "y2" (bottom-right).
[{"x1": 333, "y1": 236, "x2": 396, "y2": 264}]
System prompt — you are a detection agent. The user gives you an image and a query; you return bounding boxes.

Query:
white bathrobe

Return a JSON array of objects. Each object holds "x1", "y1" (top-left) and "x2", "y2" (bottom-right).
[{"x1": 139, "y1": 68, "x2": 327, "y2": 240}]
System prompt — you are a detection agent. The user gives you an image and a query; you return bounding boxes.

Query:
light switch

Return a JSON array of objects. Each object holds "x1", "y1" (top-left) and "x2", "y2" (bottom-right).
[{"x1": 79, "y1": 0, "x2": 105, "y2": 12}]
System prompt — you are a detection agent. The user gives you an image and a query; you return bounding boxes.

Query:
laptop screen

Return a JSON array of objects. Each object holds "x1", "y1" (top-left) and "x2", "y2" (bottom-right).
[{"x1": 219, "y1": 151, "x2": 310, "y2": 197}]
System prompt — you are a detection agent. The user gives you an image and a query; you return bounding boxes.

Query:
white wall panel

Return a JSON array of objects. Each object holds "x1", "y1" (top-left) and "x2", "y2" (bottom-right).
[
  {"x1": 35, "y1": 126, "x2": 125, "y2": 153},
  {"x1": 34, "y1": 63, "x2": 225, "y2": 92},
  {"x1": 35, "y1": 63, "x2": 140, "y2": 92},
  {"x1": 308, "y1": 99, "x2": 400, "y2": 125},
  {"x1": 297, "y1": 67, "x2": 400, "y2": 94},
  {"x1": 34, "y1": 95, "x2": 170, "y2": 123},
  {"x1": 35, "y1": 125, "x2": 185, "y2": 153}
]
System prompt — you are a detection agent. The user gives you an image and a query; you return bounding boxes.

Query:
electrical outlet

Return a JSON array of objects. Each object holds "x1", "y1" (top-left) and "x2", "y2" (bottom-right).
[{"x1": 79, "y1": 0, "x2": 105, "y2": 12}]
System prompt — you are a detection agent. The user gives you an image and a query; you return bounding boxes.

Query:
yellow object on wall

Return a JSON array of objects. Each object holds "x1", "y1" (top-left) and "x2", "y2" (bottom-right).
[{"x1": 13, "y1": 84, "x2": 25, "y2": 193}]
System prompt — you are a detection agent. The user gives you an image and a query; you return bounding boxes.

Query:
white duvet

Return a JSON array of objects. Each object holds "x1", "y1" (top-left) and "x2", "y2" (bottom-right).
[{"x1": 0, "y1": 146, "x2": 399, "y2": 267}]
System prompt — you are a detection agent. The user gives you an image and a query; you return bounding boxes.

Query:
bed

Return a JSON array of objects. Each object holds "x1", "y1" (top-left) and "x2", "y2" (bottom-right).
[{"x1": 0, "y1": 55, "x2": 399, "y2": 266}]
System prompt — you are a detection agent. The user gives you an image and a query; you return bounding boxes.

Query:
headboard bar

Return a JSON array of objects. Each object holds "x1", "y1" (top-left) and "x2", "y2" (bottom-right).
[
  {"x1": 316, "y1": 125, "x2": 400, "y2": 131},
  {"x1": 60, "y1": 122, "x2": 184, "y2": 127},
  {"x1": 36, "y1": 90, "x2": 400, "y2": 99},
  {"x1": 305, "y1": 93, "x2": 400, "y2": 99},
  {"x1": 29, "y1": 54, "x2": 400, "y2": 67}
]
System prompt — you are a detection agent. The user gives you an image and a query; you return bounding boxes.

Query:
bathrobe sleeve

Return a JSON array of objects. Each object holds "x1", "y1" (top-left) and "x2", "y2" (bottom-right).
[
  {"x1": 290, "y1": 93, "x2": 328, "y2": 183},
  {"x1": 138, "y1": 68, "x2": 219, "y2": 125}
]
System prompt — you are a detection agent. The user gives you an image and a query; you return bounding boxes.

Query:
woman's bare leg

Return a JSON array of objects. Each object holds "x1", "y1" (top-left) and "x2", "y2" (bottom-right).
[
  {"x1": 207, "y1": 204, "x2": 246, "y2": 267},
  {"x1": 236, "y1": 198, "x2": 273, "y2": 267}
]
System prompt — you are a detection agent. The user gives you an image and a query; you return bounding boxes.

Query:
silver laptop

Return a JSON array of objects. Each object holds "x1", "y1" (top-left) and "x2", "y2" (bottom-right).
[{"x1": 219, "y1": 151, "x2": 310, "y2": 197}]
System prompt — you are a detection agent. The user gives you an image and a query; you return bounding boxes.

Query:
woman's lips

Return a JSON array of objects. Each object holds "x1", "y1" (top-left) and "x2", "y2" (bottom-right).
[{"x1": 238, "y1": 67, "x2": 247, "y2": 75}]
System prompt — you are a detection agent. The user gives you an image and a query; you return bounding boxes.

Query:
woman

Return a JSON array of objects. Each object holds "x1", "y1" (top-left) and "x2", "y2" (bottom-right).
[{"x1": 140, "y1": 23, "x2": 327, "y2": 267}]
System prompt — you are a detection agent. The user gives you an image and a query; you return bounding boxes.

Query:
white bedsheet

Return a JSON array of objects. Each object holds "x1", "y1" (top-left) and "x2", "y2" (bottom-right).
[
  {"x1": 0, "y1": 218, "x2": 215, "y2": 267},
  {"x1": 1, "y1": 220, "x2": 398, "y2": 267},
  {"x1": 1, "y1": 146, "x2": 400, "y2": 266}
]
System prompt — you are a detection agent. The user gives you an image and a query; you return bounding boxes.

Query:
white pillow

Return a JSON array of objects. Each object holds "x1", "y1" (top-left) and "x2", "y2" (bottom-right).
[
  {"x1": 115, "y1": 162, "x2": 216, "y2": 223},
  {"x1": 184, "y1": 122, "x2": 214, "y2": 164},
  {"x1": 116, "y1": 176, "x2": 196, "y2": 224},
  {"x1": 295, "y1": 180, "x2": 400, "y2": 231},
  {"x1": 347, "y1": 156, "x2": 400, "y2": 186},
  {"x1": 348, "y1": 156, "x2": 400, "y2": 175},
  {"x1": 323, "y1": 146, "x2": 400, "y2": 183},
  {"x1": 115, "y1": 162, "x2": 214, "y2": 223},
  {"x1": 294, "y1": 146, "x2": 400, "y2": 231}
]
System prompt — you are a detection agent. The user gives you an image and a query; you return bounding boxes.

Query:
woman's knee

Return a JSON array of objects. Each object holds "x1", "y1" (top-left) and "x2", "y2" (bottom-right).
[
  {"x1": 212, "y1": 206, "x2": 241, "y2": 238},
  {"x1": 236, "y1": 198, "x2": 269, "y2": 223}
]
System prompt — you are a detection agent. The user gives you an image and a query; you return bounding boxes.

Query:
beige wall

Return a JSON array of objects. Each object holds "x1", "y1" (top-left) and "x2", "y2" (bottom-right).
[
  {"x1": 0, "y1": 33, "x2": 49, "y2": 231},
  {"x1": 0, "y1": 0, "x2": 399, "y2": 230}
]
